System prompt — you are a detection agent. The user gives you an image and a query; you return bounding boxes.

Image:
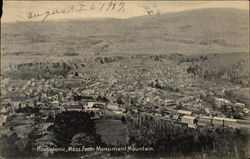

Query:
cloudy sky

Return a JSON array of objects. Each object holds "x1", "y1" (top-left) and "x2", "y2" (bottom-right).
[{"x1": 2, "y1": 1, "x2": 249, "y2": 22}]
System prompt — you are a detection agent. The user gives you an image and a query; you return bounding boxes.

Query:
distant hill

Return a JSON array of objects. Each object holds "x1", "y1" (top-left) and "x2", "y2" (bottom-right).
[{"x1": 1, "y1": 8, "x2": 249, "y2": 58}]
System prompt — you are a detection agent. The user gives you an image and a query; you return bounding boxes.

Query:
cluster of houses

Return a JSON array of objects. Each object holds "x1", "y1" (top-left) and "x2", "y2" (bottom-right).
[
  {"x1": 0, "y1": 99, "x2": 13, "y2": 126},
  {"x1": 0, "y1": 78, "x2": 111, "y2": 126},
  {"x1": 1, "y1": 67, "x2": 249, "y2": 130},
  {"x1": 61, "y1": 101, "x2": 126, "y2": 120}
]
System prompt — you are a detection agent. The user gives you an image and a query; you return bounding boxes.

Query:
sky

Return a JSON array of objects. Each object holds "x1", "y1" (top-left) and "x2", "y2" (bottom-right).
[{"x1": 1, "y1": 1, "x2": 249, "y2": 22}]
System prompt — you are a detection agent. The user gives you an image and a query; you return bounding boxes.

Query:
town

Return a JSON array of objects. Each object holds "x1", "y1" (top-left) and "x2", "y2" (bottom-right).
[{"x1": 0, "y1": 54, "x2": 250, "y2": 158}]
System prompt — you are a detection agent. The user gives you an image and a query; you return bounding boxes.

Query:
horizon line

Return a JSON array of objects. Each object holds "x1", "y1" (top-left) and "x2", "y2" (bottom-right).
[{"x1": 1, "y1": 7, "x2": 249, "y2": 23}]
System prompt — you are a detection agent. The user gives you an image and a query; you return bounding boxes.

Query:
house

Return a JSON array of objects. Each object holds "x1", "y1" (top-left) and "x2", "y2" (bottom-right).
[
  {"x1": 12, "y1": 102, "x2": 21, "y2": 109},
  {"x1": 51, "y1": 100, "x2": 60, "y2": 107},
  {"x1": 19, "y1": 102, "x2": 26, "y2": 108},
  {"x1": 86, "y1": 102, "x2": 106, "y2": 108},
  {"x1": 172, "y1": 114, "x2": 180, "y2": 120},
  {"x1": 181, "y1": 115, "x2": 198, "y2": 128},
  {"x1": 177, "y1": 110, "x2": 193, "y2": 116},
  {"x1": 213, "y1": 116, "x2": 237, "y2": 126},
  {"x1": 0, "y1": 115, "x2": 7, "y2": 126},
  {"x1": 118, "y1": 107, "x2": 126, "y2": 112},
  {"x1": 131, "y1": 108, "x2": 138, "y2": 114},
  {"x1": 164, "y1": 99, "x2": 176, "y2": 106},
  {"x1": 1, "y1": 99, "x2": 11, "y2": 106},
  {"x1": 113, "y1": 110, "x2": 124, "y2": 115},
  {"x1": 0, "y1": 107, "x2": 8, "y2": 114},
  {"x1": 107, "y1": 104, "x2": 119, "y2": 111},
  {"x1": 62, "y1": 105, "x2": 84, "y2": 112},
  {"x1": 243, "y1": 108, "x2": 249, "y2": 114},
  {"x1": 85, "y1": 107, "x2": 100, "y2": 112},
  {"x1": 25, "y1": 100, "x2": 35, "y2": 108}
]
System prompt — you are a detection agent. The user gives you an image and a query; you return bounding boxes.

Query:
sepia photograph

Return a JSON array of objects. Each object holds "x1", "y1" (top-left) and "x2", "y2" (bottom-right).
[{"x1": 0, "y1": 1, "x2": 249, "y2": 159}]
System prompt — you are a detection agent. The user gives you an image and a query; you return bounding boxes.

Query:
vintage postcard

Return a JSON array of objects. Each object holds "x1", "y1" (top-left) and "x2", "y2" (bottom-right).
[{"x1": 0, "y1": 1, "x2": 249, "y2": 159}]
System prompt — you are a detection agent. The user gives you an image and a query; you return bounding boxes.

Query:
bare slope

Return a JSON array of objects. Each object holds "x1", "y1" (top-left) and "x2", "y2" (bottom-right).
[{"x1": 1, "y1": 8, "x2": 249, "y2": 58}]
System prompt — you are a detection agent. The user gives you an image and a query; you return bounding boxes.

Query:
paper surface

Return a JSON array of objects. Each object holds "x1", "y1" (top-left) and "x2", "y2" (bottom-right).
[{"x1": 1, "y1": 1, "x2": 249, "y2": 159}]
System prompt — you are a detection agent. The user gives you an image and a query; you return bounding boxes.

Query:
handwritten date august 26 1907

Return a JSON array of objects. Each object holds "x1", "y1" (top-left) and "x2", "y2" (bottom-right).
[{"x1": 27, "y1": 1, "x2": 126, "y2": 22}]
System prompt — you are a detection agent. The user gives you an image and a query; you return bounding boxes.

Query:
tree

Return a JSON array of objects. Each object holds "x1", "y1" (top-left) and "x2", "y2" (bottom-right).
[
  {"x1": 74, "y1": 72, "x2": 79, "y2": 77},
  {"x1": 121, "y1": 116, "x2": 126, "y2": 124},
  {"x1": 70, "y1": 133, "x2": 95, "y2": 147},
  {"x1": 89, "y1": 111, "x2": 95, "y2": 117}
]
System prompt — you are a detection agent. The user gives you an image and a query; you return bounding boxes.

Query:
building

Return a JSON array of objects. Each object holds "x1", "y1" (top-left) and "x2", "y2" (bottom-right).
[
  {"x1": 51, "y1": 100, "x2": 60, "y2": 107},
  {"x1": 61, "y1": 105, "x2": 84, "y2": 112},
  {"x1": 86, "y1": 102, "x2": 106, "y2": 108},
  {"x1": 107, "y1": 104, "x2": 119, "y2": 111},
  {"x1": 0, "y1": 115, "x2": 7, "y2": 126},
  {"x1": 113, "y1": 110, "x2": 124, "y2": 115},
  {"x1": 177, "y1": 110, "x2": 193, "y2": 116},
  {"x1": 164, "y1": 99, "x2": 176, "y2": 106},
  {"x1": 213, "y1": 116, "x2": 237, "y2": 126},
  {"x1": 181, "y1": 115, "x2": 197, "y2": 128}
]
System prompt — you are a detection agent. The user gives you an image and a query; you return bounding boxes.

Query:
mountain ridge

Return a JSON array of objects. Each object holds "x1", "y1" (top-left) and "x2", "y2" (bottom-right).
[{"x1": 1, "y1": 8, "x2": 249, "y2": 58}]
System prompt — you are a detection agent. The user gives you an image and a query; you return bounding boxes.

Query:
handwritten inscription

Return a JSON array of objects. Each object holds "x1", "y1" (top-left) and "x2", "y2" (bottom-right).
[
  {"x1": 140, "y1": 4, "x2": 161, "y2": 16},
  {"x1": 27, "y1": 1, "x2": 126, "y2": 22}
]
